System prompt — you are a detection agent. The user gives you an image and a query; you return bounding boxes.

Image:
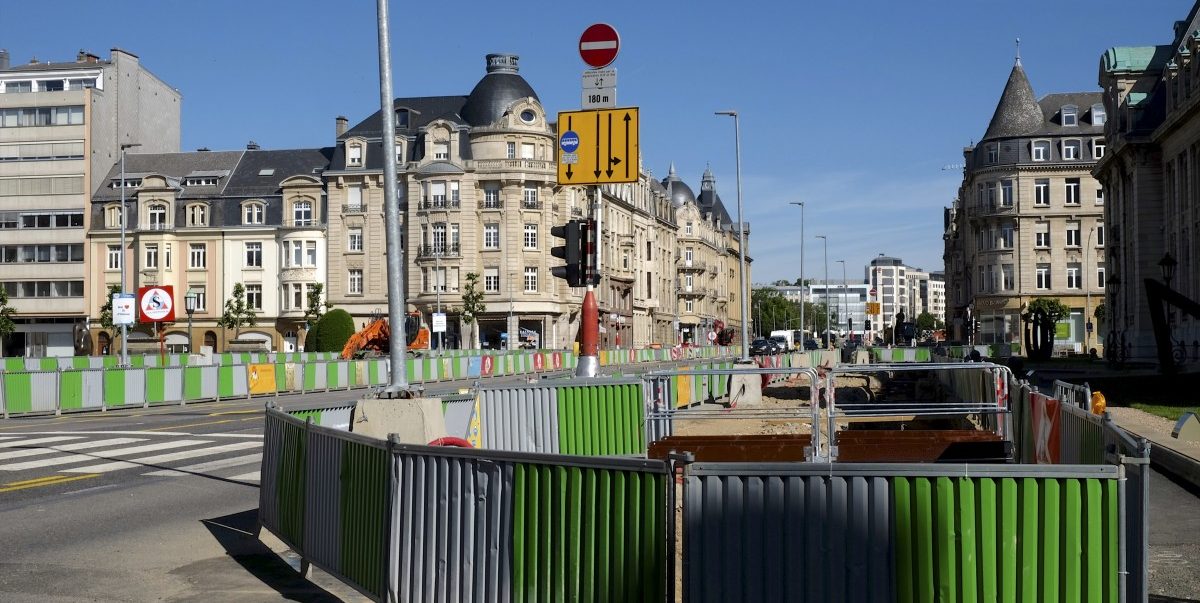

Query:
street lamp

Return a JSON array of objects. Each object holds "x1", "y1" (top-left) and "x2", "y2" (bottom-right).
[
  {"x1": 1159, "y1": 252, "x2": 1177, "y2": 288},
  {"x1": 118, "y1": 141, "x2": 141, "y2": 367},
  {"x1": 837, "y1": 259, "x2": 847, "y2": 339},
  {"x1": 789, "y1": 201, "x2": 805, "y2": 341},
  {"x1": 715, "y1": 110, "x2": 750, "y2": 362},
  {"x1": 184, "y1": 289, "x2": 197, "y2": 354},
  {"x1": 1084, "y1": 227, "x2": 1095, "y2": 351},
  {"x1": 816, "y1": 235, "x2": 829, "y2": 347}
]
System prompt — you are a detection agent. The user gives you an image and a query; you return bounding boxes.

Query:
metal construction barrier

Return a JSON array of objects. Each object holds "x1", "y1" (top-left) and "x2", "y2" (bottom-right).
[
  {"x1": 259, "y1": 404, "x2": 668, "y2": 603},
  {"x1": 475, "y1": 379, "x2": 646, "y2": 455},
  {"x1": 642, "y1": 367, "x2": 821, "y2": 458},
  {"x1": 679, "y1": 461, "x2": 1124, "y2": 602},
  {"x1": 1052, "y1": 379, "x2": 1093, "y2": 410}
]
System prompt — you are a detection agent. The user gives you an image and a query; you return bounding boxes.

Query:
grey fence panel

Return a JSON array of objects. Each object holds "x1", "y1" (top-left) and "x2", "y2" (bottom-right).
[
  {"x1": 1059, "y1": 403, "x2": 1105, "y2": 464},
  {"x1": 684, "y1": 469, "x2": 893, "y2": 602},
  {"x1": 443, "y1": 397, "x2": 478, "y2": 441},
  {"x1": 259, "y1": 410, "x2": 285, "y2": 534},
  {"x1": 313, "y1": 362, "x2": 328, "y2": 390},
  {"x1": 392, "y1": 450, "x2": 515, "y2": 603},
  {"x1": 124, "y1": 368, "x2": 146, "y2": 407},
  {"x1": 56, "y1": 357, "x2": 74, "y2": 370},
  {"x1": 29, "y1": 371, "x2": 60, "y2": 414},
  {"x1": 198, "y1": 365, "x2": 218, "y2": 399},
  {"x1": 321, "y1": 407, "x2": 353, "y2": 431},
  {"x1": 478, "y1": 386, "x2": 558, "y2": 453},
  {"x1": 335, "y1": 362, "x2": 349, "y2": 389},
  {"x1": 303, "y1": 427, "x2": 344, "y2": 577},
  {"x1": 232, "y1": 366, "x2": 249, "y2": 397},
  {"x1": 162, "y1": 367, "x2": 184, "y2": 404},
  {"x1": 1105, "y1": 420, "x2": 1151, "y2": 602},
  {"x1": 81, "y1": 369, "x2": 104, "y2": 409},
  {"x1": 0, "y1": 370, "x2": 6, "y2": 416}
]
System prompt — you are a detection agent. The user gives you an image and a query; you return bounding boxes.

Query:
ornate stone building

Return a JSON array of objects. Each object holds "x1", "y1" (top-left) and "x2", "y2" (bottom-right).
[{"x1": 945, "y1": 57, "x2": 1106, "y2": 353}]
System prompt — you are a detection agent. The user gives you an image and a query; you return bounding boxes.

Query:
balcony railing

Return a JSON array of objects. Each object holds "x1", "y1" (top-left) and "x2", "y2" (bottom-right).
[
  {"x1": 676, "y1": 259, "x2": 707, "y2": 271},
  {"x1": 140, "y1": 222, "x2": 171, "y2": 231},
  {"x1": 418, "y1": 198, "x2": 461, "y2": 211},
  {"x1": 417, "y1": 244, "x2": 461, "y2": 258},
  {"x1": 521, "y1": 199, "x2": 542, "y2": 210},
  {"x1": 283, "y1": 219, "x2": 322, "y2": 228},
  {"x1": 481, "y1": 199, "x2": 503, "y2": 209},
  {"x1": 342, "y1": 204, "x2": 366, "y2": 214},
  {"x1": 474, "y1": 158, "x2": 555, "y2": 172}
]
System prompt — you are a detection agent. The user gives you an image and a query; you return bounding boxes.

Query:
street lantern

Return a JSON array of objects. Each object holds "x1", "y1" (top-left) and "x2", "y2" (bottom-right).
[
  {"x1": 1159, "y1": 252, "x2": 1177, "y2": 288},
  {"x1": 184, "y1": 288, "x2": 197, "y2": 354}
]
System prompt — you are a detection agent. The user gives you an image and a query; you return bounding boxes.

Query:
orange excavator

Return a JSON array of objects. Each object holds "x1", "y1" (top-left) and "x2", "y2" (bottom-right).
[{"x1": 341, "y1": 312, "x2": 430, "y2": 359}]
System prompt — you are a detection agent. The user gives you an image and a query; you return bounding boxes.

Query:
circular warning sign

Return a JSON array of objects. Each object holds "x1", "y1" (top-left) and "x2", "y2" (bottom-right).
[
  {"x1": 138, "y1": 285, "x2": 175, "y2": 323},
  {"x1": 579, "y1": 23, "x2": 620, "y2": 69}
]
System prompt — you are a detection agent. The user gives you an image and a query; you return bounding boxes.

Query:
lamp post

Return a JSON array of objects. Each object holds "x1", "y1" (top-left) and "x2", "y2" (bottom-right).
[
  {"x1": 816, "y1": 235, "x2": 829, "y2": 347},
  {"x1": 715, "y1": 110, "x2": 750, "y2": 362},
  {"x1": 1084, "y1": 227, "x2": 1095, "y2": 351},
  {"x1": 1159, "y1": 252, "x2": 1177, "y2": 289},
  {"x1": 508, "y1": 271, "x2": 515, "y2": 351},
  {"x1": 117, "y1": 142, "x2": 141, "y2": 367},
  {"x1": 790, "y1": 201, "x2": 805, "y2": 341},
  {"x1": 184, "y1": 289, "x2": 197, "y2": 354},
  {"x1": 837, "y1": 259, "x2": 847, "y2": 340}
]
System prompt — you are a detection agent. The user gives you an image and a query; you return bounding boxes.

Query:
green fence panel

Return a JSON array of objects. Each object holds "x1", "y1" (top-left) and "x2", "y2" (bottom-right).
[
  {"x1": 338, "y1": 439, "x2": 389, "y2": 599},
  {"x1": 326, "y1": 362, "x2": 340, "y2": 389},
  {"x1": 71, "y1": 357, "x2": 91, "y2": 369},
  {"x1": 557, "y1": 383, "x2": 644, "y2": 455},
  {"x1": 3, "y1": 358, "x2": 23, "y2": 372},
  {"x1": 58, "y1": 370, "x2": 84, "y2": 411},
  {"x1": 893, "y1": 475, "x2": 1119, "y2": 603},
  {"x1": 184, "y1": 367, "x2": 205, "y2": 400},
  {"x1": 511, "y1": 464, "x2": 665, "y2": 603},
  {"x1": 145, "y1": 367, "x2": 166, "y2": 404},
  {"x1": 276, "y1": 420, "x2": 307, "y2": 549},
  {"x1": 2, "y1": 372, "x2": 32, "y2": 414},
  {"x1": 103, "y1": 369, "x2": 127, "y2": 407},
  {"x1": 275, "y1": 363, "x2": 288, "y2": 392},
  {"x1": 102, "y1": 356, "x2": 118, "y2": 368},
  {"x1": 218, "y1": 366, "x2": 237, "y2": 398},
  {"x1": 128, "y1": 356, "x2": 145, "y2": 368}
]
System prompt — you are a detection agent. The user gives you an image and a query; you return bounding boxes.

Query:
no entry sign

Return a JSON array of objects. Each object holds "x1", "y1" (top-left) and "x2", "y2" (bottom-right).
[{"x1": 579, "y1": 23, "x2": 619, "y2": 69}]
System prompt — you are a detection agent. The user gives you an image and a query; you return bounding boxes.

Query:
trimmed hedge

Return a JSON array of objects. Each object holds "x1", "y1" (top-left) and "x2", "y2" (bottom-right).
[{"x1": 313, "y1": 309, "x2": 355, "y2": 353}]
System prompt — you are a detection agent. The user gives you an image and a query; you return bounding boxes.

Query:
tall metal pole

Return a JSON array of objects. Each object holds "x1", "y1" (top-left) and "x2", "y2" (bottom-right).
[
  {"x1": 1085, "y1": 226, "x2": 1094, "y2": 352},
  {"x1": 716, "y1": 110, "x2": 750, "y2": 361},
  {"x1": 118, "y1": 142, "x2": 139, "y2": 367},
  {"x1": 817, "y1": 235, "x2": 829, "y2": 347},
  {"x1": 376, "y1": 0, "x2": 408, "y2": 393},
  {"x1": 790, "y1": 201, "x2": 805, "y2": 341},
  {"x1": 837, "y1": 260, "x2": 847, "y2": 339},
  {"x1": 435, "y1": 248, "x2": 442, "y2": 352}
]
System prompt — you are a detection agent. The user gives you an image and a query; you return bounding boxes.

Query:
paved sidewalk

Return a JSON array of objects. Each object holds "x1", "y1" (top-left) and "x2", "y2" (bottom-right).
[{"x1": 1109, "y1": 407, "x2": 1200, "y2": 489}]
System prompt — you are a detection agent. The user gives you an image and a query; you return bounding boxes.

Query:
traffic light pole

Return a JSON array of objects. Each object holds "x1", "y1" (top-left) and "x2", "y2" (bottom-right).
[{"x1": 576, "y1": 186, "x2": 600, "y2": 377}]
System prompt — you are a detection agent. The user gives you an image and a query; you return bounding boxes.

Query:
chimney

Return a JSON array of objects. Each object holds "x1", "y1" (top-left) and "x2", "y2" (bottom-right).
[
  {"x1": 485, "y1": 53, "x2": 520, "y2": 74},
  {"x1": 247, "y1": 141, "x2": 260, "y2": 150},
  {"x1": 197, "y1": 147, "x2": 211, "y2": 152},
  {"x1": 0, "y1": 49, "x2": 8, "y2": 71},
  {"x1": 77, "y1": 49, "x2": 87, "y2": 62},
  {"x1": 335, "y1": 115, "x2": 348, "y2": 137}
]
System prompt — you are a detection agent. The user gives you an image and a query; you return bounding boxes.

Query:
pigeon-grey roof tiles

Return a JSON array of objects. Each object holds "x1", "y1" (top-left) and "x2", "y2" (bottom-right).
[{"x1": 982, "y1": 62, "x2": 1045, "y2": 141}]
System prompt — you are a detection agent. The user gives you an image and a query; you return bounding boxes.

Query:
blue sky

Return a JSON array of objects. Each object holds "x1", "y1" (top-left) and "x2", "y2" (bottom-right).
[{"x1": 2, "y1": 0, "x2": 1182, "y2": 283}]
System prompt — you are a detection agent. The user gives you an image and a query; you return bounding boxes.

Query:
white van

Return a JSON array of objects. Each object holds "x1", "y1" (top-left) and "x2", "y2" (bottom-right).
[{"x1": 769, "y1": 329, "x2": 795, "y2": 351}]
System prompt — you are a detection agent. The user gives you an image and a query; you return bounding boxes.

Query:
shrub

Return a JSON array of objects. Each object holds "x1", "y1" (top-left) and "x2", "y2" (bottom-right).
[{"x1": 314, "y1": 309, "x2": 355, "y2": 353}]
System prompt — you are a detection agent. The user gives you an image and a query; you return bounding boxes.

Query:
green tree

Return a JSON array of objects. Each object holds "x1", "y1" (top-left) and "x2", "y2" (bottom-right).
[
  {"x1": 459, "y1": 272, "x2": 487, "y2": 349},
  {"x1": 1093, "y1": 302, "x2": 1107, "y2": 325},
  {"x1": 97, "y1": 283, "x2": 123, "y2": 331},
  {"x1": 313, "y1": 309, "x2": 355, "y2": 353},
  {"x1": 1022, "y1": 297, "x2": 1071, "y2": 360},
  {"x1": 0, "y1": 287, "x2": 15, "y2": 351},
  {"x1": 217, "y1": 282, "x2": 257, "y2": 340},
  {"x1": 916, "y1": 311, "x2": 937, "y2": 333},
  {"x1": 303, "y1": 282, "x2": 332, "y2": 324}
]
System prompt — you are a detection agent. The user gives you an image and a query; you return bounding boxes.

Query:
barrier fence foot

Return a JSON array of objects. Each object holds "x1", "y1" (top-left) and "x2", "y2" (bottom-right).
[{"x1": 299, "y1": 558, "x2": 311, "y2": 578}]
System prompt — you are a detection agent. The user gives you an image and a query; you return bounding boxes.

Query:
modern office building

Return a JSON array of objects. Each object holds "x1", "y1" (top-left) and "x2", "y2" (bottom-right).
[
  {"x1": 0, "y1": 48, "x2": 180, "y2": 356},
  {"x1": 944, "y1": 55, "x2": 1106, "y2": 352}
]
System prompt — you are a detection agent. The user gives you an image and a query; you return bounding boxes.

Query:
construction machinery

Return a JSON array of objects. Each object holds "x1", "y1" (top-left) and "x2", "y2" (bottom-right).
[{"x1": 341, "y1": 312, "x2": 430, "y2": 359}]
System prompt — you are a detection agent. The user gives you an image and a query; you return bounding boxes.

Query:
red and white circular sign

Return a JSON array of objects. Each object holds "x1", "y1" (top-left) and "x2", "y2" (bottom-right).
[
  {"x1": 138, "y1": 285, "x2": 175, "y2": 322},
  {"x1": 579, "y1": 23, "x2": 620, "y2": 69},
  {"x1": 870, "y1": 288, "x2": 878, "y2": 297}
]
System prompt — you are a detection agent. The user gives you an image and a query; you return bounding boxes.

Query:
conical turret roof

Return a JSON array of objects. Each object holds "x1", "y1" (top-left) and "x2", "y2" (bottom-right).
[{"x1": 982, "y1": 60, "x2": 1044, "y2": 140}]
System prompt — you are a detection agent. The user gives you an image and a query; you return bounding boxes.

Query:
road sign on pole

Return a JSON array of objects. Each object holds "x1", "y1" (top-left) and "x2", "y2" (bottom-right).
[
  {"x1": 556, "y1": 107, "x2": 639, "y2": 185},
  {"x1": 138, "y1": 286, "x2": 175, "y2": 323},
  {"x1": 113, "y1": 294, "x2": 136, "y2": 326},
  {"x1": 579, "y1": 23, "x2": 620, "y2": 69}
]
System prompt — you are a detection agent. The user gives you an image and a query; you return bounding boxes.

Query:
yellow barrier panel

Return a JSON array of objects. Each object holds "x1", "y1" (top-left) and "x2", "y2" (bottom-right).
[{"x1": 248, "y1": 363, "x2": 277, "y2": 394}]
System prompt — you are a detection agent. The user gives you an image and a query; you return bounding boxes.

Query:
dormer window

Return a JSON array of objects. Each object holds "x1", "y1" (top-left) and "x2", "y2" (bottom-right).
[
  {"x1": 1032, "y1": 140, "x2": 1050, "y2": 161},
  {"x1": 395, "y1": 139, "x2": 405, "y2": 164},
  {"x1": 1091, "y1": 103, "x2": 1106, "y2": 126},
  {"x1": 184, "y1": 177, "x2": 218, "y2": 187},
  {"x1": 1062, "y1": 105, "x2": 1078, "y2": 126},
  {"x1": 1062, "y1": 139, "x2": 1081, "y2": 161},
  {"x1": 434, "y1": 142, "x2": 449, "y2": 160},
  {"x1": 243, "y1": 202, "x2": 265, "y2": 225},
  {"x1": 105, "y1": 205, "x2": 123, "y2": 229},
  {"x1": 1092, "y1": 138, "x2": 1106, "y2": 159},
  {"x1": 986, "y1": 144, "x2": 998, "y2": 164},
  {"x1": 519, "y1": 109, "x2": 536, "y2": 124},
  {"x1": 347, "y1": 143, "x2": 362, "y2": 167},
  {"x1": 292, "y1": 200, "x2": 314, "y2": 226},
  {"x1": 111, "y1": 178, "x2": 141, "y2": 189},
  {"x1": 395, "y1": 109, "x2": 410, "y2": 128},
  {"x1": 186, "y1": 203, "x2": 208, "y2": 227},
  {"x1": 147, "y1": 203, "x2": 168, "y2": 230}
]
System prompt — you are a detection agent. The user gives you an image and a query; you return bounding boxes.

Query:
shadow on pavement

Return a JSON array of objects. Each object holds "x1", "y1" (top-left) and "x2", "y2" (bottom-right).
[
  {"x1": 191, "y1": 508, "x2": 346, "y2": 602},
  {"x1": 1151, "y1": 596, "x2": 1200, "y2": 603}
]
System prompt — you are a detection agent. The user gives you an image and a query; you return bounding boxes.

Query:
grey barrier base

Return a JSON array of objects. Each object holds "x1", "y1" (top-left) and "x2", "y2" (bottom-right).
[
  {"x1": 728, "y1": 359, "x2": 763, "y2": 406},
  {"x1": 351, "y1": 397, "x2": 448, "y2": 444},
  {"x1": 575, "y1": 355, "x2": 599, "y2": 378}
]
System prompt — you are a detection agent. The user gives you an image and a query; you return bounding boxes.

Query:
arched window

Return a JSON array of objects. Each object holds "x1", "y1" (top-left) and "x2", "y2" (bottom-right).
[
  {"x1": 147, "y1": 203, "x2": 168, "y2": 229},
  {"x1": 1091, "y1": 103, "x2": 1106, "y2": 126},
  {"x1": 292, "y1": 200, "x2": 313, "y2": 226},
  {"x1": 105, "y1": 204, "x2": 123, "y2": 229},
  {"x1": 347, "y1": 143, "x2": 363, "y2": 167},
  {"x1": 186, "y1": 203, "x2": 208, "y2": 227},
  {"x1": 97, "y1": 332, "x2": 112, "y2": 356},
  {"x1": 243, "y1": 201, "x2": 265, "y2": 225},
  {"x1": 203, "y1": 330, "x2": 218, "y2": 351}
]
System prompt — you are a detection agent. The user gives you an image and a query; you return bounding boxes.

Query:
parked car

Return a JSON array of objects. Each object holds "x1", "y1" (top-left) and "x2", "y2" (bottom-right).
[
  {"x1": 803, "y1": 338, "x2": 820, "y2": 350},
  {"x1": 750, "y1": 337, "x2": 777, "y2": 356},
  {"x1": 769, "y1": 335, "x2": 790, "y2": 352}
]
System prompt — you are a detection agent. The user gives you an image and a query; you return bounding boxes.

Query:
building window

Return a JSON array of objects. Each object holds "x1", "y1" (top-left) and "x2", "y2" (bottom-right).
[
  {"x1": 484, "y1": 268, "x2": 499, "y2": 293},
  {"x1": 1064, "y1": 178, "x2": 1080, "y2": 205},
  {"x1": 685, "y1": 222, "x2": 693, "y2": 236},
  {"x1": 186, "y1": 204, "x2": 207, "y2": 227},
  {"x1": 450, "y1": 181, "x2": 460, "y2": 203},
  {"x1": 521, "y1": 143, "x2": 535, "y2": 159},
  {"x1": 484, "y1": 223, "x2": 500, "y2": 249},
  {"x1": 245, "y1": 284, "x2": 263, "y2": 311},
  {"x1": 685, "y1": 300, "x2": 694, "y2": 312},
  {"x1": 1092, "y1": 139, "x2": 1105, "y2": 159},
  {"x1": 434, "y1": 142, "x2": 449, "y2": 160},
  {"x1": 395, "y1": 109, "x2": 409, "y2": 128},
  {"x1": 428, "y1": 181, "x2": 447, "y2": 205},
  {"x1": 191, "y1": 286, "x2": 206, "y2": 311},
  {"x1": 1097, "y1": 264, "x2": 1106, "y2": 288},
  {"x1": 395, "y1": 140, "x2": 405, "y2": 164},
  {"x1": 243, "y1": 202, "x2": 264, "y2": 225},
  {"x1": 147, "y1": 203, "x2": 167, "y2": 229},
  {"x1": 1036, "y1": 222, "x2": 1051, "y2": 248},
  {"x1": 523, "y1": 184, "x2": 538, "y2": 207},
  {"x1": 524, "y1": 267, "x2": 537, "y2": 292},
  {"x1": 1066, "y1": 221, "x2": 1082, "y2": 247},
  {"x1": 348, "y1": 228, "x2": 363, "y2": 252},
  {"x1": 1066, "y1": 264, "x2": 1082, "y2": 289},
  {"x1": 1002, "y1": 264, "x2": 1014, "y2": 291},
  {"x1": 1032, "y1": 140, "x2": 1050, "y2": 161},
  {"x1": 986, "y1": 144, "x2": 998, "y2": 164},
  {"x1": 164, "y1": 243, "x2": 172, "y2": 270},
  {"x1": 346, "y1": 186, "x2": 362, "y2": 210},
  {"x1": 144, "y1": 244, "x2": 158, "y2": 269},
  {"x1": 293, "y1": 200, "x2": 314, "y2": 226},
  {"x1": 245, "y1": 242, "x2": 262, "y2": 268},
  {"x1": 1035, "y1": 179, "x2": 1050, "y2": 206},
  {"x1": 348, "y1": 143, "x2": 362, "y2": 167},
  {"x1": 1036, "y1": 264, "x2": 1051, "y2": 289},
  {"x1": 184, "y1": 177, "x2": 218, "y2": 187},
  {"x1": 523, "y1": 223, "x2": 537, "y2": 249},
  {"x1": 306, "y1": 241, "x2": 317, "y2": 266},
  {"x1": 106, "y1": 205, "x2": 123, "y2": 229},
  {"x1": 1096, "y1": 223, "x2": 1105, "y2": 246},
  {"x1": 1091, "y1": 103, "x2": 1106, "y2": 126},
  {"x1": 1095, "y1": 188, "x2": 1105, "y2": 205},
  {"x1": 189, "y1": 243, "x2": 206, "y2": 269},
  {"x1": 1000, "y1": 223, "x2": 1014, "y2": 249},
  {"x1": 483, "y1": 187, "x2": 501, "y2": 208},
  {"x1": 1062, "y1": 105, "x2": 1078, "y2": 126},
  {"x1": 348, "y1": 269, "x2": 363, "y2": 294},
  {"x1": 1063, "y1": 140, "x2": 1081, "y2": 160},
  {"x1": 506, "y1": 142, "x2": 516, "y2": 159},
  {"x1": 986, "y1": 182, "x2": 997, "y2": 209},
  {"x1": 106, "y1": 245, "x2": 121, "y2": 270},
  {"x1": 1000, "y1": 179, "x2": 1013, "y2": 207}
]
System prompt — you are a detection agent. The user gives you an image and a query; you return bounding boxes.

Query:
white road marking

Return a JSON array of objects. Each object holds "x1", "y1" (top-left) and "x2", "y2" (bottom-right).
[
  {"x1": 227, "y1": 470, "x2": 260, "y2": 482},
  {"x1": 143, "y1": 453, "x2": 263, "y2": 477},
  {"x1": 0, "y1": 436, "x2": 84, "y2": 448},
  {"x1": 0, "y1": 440, "x2": 210, "y2": 471},
  {"x1": 0, "y1": 438, "x2": 145, "y2": 461},
  {"x1": 61, "y1": 441, "x2": 262, "y2": 474}
]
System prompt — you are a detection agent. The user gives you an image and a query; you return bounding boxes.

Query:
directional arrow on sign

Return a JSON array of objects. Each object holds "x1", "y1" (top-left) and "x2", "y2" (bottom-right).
[{"x1": 556, "y1": 107, "x2": 639, "y2": 186}]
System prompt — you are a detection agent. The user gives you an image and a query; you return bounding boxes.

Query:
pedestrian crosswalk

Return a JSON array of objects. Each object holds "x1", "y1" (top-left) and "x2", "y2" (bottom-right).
[{"x1": 0, "y1": 431, "x2": 264, "y2": 484}]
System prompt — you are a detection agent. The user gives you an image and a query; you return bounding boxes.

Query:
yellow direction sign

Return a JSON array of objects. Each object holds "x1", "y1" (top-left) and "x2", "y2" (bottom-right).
[
  {"x1": 867, "y1": 302, "x2": 881, "y2": 315},
  {"x1": 557, "y1": 107, "x2": 639, "y2": 185}
]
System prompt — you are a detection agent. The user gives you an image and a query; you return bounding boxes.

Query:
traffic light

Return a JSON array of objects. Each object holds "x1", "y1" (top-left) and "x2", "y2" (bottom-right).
[
  {"x1": 580, "y1": 218, "x2": 600, "y2": 286},
  {"x1": 551, "y1": 220, "x2": 585, "y2": 286},
  {"x1": 865, "y1": 318, "x2": 871, "y2": 331}
]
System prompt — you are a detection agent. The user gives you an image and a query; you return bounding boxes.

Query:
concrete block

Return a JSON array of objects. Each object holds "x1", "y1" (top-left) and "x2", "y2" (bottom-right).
[
  {"x1": 728, "y1": 360, "x2": 762, "y2": 407},
  {"x1": 351, "y1": 397, "x2": 447, "y2": 444},
  {"x1": 1173, "y1": 412, "x2": 1200, "y2": 443}
]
